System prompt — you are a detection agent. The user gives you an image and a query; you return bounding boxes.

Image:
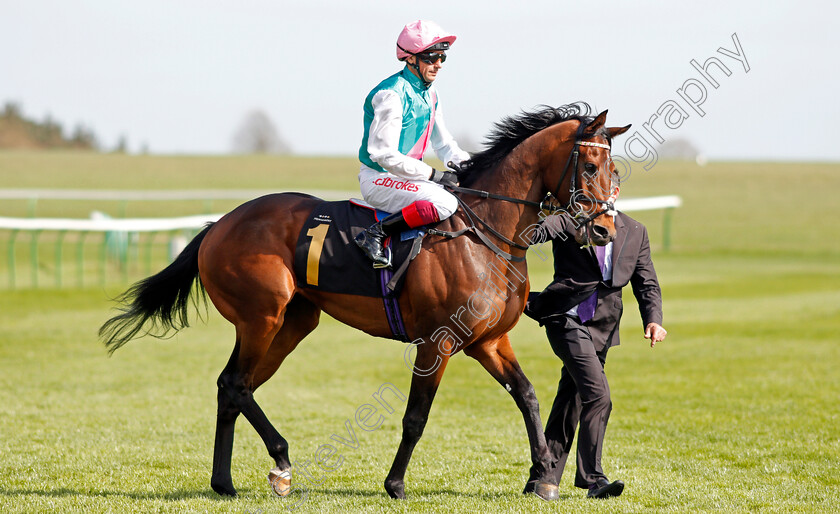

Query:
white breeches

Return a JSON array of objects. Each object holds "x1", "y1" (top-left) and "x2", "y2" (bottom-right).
[{"x1": 358, "y1": 167, "x2": 458, "y2": 219}]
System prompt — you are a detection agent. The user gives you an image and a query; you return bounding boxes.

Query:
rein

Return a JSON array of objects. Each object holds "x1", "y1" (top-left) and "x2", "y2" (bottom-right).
[
  {"x1": 427, "y1": 194, "x2": 529, "y2": 262},
  {"x1": 432, "y1": 131, "x2": 617, "y2": 261},
  {"x1": 445, "y1": 185, "x2": 546, "y2": 210}
]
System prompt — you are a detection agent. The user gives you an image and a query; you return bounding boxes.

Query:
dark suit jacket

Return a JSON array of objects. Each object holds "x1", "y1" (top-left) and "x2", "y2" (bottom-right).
[{"x1": 525, "y1": 212, "x2": 663, "y2": 350}]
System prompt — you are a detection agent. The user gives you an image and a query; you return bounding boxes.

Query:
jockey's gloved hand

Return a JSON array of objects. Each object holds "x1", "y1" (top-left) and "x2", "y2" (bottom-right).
[
  {"x1": 430, "y1": 169, "x2": 459, "y2": 187},
  {"x1": 446, "y1": 160, "x2": 463, "y2": 173}
]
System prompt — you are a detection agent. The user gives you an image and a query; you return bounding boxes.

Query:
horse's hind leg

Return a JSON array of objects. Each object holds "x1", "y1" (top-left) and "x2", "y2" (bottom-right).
[
  {"x1": 210, "y1": 295, "x2": 320, "y2": 497},
  {"x1": 210, "y1": 340, "x2": 244, "y2": 496},
  {"x1": 464, "y1": 335, "x2": 558, "y2": 501}
]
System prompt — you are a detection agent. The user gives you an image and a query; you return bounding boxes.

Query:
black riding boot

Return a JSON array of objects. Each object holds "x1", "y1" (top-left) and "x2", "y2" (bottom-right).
[{"x1": 354, "y1": 211, "x2": 411, "y2": 269}]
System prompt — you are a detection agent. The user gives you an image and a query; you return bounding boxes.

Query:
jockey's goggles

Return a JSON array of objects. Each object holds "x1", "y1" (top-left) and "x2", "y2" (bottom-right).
[{"x1": 418, "y1": 51, "x2": 446, "y2": 64}]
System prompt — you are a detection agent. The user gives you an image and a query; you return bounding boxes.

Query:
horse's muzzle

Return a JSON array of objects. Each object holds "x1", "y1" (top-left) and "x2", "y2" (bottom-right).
[{"x1": 575, "y1": 221, "x2": 615, "y2": 246}]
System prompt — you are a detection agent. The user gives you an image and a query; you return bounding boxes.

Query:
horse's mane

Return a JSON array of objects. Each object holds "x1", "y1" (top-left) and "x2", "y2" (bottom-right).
[{"x1": 457, "y1": 101, "x2": 608, "y2": 187}]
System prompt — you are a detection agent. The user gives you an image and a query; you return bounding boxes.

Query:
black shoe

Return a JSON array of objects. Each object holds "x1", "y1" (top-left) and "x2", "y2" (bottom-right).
[
  {"x1": 587, "y1": 478, "x2": 624, "y2": 499},
  {"x1": 354, "y1": 223, "x2": 390, "y2": 268},
  {"x1": 355, "y1": 211, "x2": 411, "y2": 269}
]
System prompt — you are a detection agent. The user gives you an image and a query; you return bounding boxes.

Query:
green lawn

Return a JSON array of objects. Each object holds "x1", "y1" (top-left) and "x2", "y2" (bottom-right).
[{"x1": 1, "y1": 152, "x2": 839, "y2": 512}]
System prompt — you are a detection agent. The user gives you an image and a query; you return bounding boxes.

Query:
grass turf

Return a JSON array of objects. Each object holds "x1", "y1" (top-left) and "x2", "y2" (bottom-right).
[{"x1": 0, "y1": 151, "x2": 839, "y2": 512}]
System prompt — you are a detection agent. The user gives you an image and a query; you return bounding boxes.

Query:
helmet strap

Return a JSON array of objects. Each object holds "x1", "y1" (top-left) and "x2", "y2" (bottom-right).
[
  {"x1": 406, "y1": 56, "x2": 432, "y2": 88},
  {"x1": 397, "y1": 43, "x2": 434, "y2": 88}
]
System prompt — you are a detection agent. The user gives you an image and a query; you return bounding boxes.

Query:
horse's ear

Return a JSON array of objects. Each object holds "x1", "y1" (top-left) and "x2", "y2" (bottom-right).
[
  {"x1": 584, "y1": 110, "x2": 608, "y2": 134},
  {"x1": 607, "y1": 124, "x2": 632, "y2": 139}
]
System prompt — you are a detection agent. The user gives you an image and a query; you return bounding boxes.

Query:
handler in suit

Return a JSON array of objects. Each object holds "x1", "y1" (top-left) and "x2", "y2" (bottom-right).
[{"x1": 523, "y1": 208, "x2": 667, "y2": 499}]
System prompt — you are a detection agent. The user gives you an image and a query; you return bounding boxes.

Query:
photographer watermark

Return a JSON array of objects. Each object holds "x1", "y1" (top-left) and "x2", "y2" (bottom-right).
[
  {"x1": 265, "y1": 31, "x2": 752, "y2": 511},
  {"x1": 270, "y1": 382, "x2": 406, "y2": 510},
  {"x1": 617, "y1": 32, "x2": 749, "y2": 175}
]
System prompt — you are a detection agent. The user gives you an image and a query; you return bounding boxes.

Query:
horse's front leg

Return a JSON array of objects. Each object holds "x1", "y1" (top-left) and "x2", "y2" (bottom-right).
[
  {"x1": 384, "y1": 342, "x2": 451, "y2": 499},
  {"x1": 464, "y1": 335, "x2": 558, "y2": 501}
]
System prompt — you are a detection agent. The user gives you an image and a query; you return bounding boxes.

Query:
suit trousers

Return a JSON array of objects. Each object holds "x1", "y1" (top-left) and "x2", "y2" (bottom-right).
[{"x1": 530, "y1": 315, "x2": 612, "y2": 489}]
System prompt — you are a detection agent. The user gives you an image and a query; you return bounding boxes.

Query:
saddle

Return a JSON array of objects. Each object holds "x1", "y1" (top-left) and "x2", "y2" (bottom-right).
[{"x1": 293, "y1": 200, "x2": 425, "y2": 340}]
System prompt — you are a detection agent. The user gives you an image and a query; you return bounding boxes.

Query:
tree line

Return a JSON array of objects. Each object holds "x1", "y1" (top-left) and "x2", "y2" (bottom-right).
[
  {"x1": 0, "y1": 102, "x2": 100, "y2": 150},
  {"x1": 0, "y1": 102, "x2": 292, "y2": 155}
]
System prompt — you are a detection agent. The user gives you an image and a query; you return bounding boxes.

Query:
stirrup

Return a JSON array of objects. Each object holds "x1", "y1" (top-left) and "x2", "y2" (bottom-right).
[{"x1": 372, "y1": 246, "x2": 392, "y2": 269}]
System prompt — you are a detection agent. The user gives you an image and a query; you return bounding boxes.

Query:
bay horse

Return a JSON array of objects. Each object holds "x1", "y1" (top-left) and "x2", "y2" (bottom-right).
[{"x1": 100, "y1": 102, "x2": 630, "y2": 501}]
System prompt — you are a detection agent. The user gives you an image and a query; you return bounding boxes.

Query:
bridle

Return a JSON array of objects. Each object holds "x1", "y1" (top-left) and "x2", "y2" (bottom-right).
[
  {"x1": 431, "y1": 124, "x2": 618, "y2": 261},
  {"x1": 546, "y1": 123, "x2": 618, "y2": 229}
]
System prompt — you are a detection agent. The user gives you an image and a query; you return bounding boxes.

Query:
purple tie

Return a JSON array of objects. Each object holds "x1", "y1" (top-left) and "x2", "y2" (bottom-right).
[{"x1": 578, "y1": 245, "x2": 606, "y2": 323}]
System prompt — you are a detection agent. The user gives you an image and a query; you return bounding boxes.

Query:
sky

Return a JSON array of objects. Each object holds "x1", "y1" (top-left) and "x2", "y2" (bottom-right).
[{"x1": 2, "y1": 0, "x2": 838, "y2": 161}]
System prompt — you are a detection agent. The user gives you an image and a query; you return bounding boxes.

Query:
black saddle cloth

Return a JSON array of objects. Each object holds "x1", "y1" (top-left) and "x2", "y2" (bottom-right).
[{"x1": 293, "y1": 200, "x2": 422, "y2": 298}]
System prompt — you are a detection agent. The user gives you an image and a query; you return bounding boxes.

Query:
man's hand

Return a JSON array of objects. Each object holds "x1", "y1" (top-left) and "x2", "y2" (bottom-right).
[
  {"x1": 644, "y1": 323, "x2": 667, "y2": 348},
  {"x1": 430, "y1": 169, "x2": 459, "y2": 187}
]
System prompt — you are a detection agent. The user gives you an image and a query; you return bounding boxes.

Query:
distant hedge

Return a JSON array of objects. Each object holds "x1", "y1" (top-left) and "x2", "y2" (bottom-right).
[{"x1": 0, "y1": 102, "x2": 98, "y2": 150}]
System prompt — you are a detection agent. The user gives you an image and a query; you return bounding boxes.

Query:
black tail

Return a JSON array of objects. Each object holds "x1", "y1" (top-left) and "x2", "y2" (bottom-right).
[{"x1": 99, "y1": 223, "x2": 214, "y2": 354}]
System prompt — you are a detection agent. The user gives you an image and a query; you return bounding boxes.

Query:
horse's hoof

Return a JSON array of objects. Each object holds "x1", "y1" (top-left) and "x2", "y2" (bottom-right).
[
  {"x1": 533, "y1": 481, "x2": 559, "y2": 501},
  {"x1": 268, "y1": 467, "x2": 292, "y2": 497},
  {"x1": 384, "y1": 479, "x2": 406, "y2": 499},
  {"x1": 211, "y1": 478, "x2": 237, "y2": 497}
]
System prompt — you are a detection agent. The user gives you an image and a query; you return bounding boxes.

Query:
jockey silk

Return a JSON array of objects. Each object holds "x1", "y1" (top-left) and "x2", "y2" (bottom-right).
[
  {"x1": 357, "y1": 65, "x2": 468, "y2": 219},
  {"x1": 359, "y1": 67, "x2": 438, "y2": 173}
]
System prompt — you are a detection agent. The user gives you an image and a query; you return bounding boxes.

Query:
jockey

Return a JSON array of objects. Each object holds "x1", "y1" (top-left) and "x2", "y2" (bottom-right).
[{"x1": 355, "y1": 19, "x2": 470, "y2": 268}]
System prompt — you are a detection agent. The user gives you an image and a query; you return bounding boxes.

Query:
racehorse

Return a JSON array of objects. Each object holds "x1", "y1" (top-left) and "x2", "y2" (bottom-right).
[{"x1": 100, "y1": 102, "x2": 630, "y2": 501}]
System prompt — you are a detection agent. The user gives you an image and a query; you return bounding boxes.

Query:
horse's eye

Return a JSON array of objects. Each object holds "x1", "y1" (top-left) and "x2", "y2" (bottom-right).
[{"x1": 584, "y1": 163, "x2": 597, "y2": 173}]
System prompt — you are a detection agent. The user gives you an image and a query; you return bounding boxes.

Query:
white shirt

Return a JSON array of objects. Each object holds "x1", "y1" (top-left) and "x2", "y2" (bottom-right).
[{"x1": 566, "y1": 241, "x2": 614, "y2": 317}]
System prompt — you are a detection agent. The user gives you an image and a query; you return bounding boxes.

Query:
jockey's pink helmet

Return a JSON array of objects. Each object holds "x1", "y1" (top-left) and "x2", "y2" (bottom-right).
[{"x1": 396, "y1": 20, "x2": 457, "y2": 60}]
